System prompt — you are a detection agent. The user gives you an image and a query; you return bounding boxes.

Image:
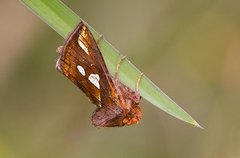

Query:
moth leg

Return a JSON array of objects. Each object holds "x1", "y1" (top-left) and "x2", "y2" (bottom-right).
[
  {"x1": 96, "y1": 34, "x2": 103, "y2": 44},
  {"x1": 115, "y1": 55, "x2": 126, "y2": 78},
  {"x1": 135, "y1": 72, "x2": 144, "y2": 94}
]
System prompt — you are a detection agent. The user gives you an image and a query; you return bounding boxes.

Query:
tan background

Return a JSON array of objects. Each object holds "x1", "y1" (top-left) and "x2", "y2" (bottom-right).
[{"x1": 1, "y1": 0, "x2": 240, "y2": 158}]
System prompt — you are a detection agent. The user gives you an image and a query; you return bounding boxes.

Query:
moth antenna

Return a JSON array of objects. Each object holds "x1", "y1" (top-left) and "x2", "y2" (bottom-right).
[
  {"x1": 96, "y1": 34, "x2": 103, "y2": 44},
  {"x1": 115, "y1": 55, "x2": 126, "y2": 78},
  {"x1": 135, "y1": 73, "x2": 144, "y2": 93}
]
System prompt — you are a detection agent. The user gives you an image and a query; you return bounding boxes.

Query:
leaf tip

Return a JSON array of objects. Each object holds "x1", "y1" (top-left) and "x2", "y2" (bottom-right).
[{"x1": 193, "y1": 120, "x2": 204, "y2": 129}]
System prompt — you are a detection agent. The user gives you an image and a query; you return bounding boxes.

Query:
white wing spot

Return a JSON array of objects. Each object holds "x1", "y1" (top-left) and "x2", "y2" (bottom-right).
[
  {"x1": 77, "y1": 65, "x2": 85, "y2": 76},
  {"x1": 88, "y1": 74, "x2": 100, "y2": 89},
  {"x1": 78, "y1": 39, "x2": 89, "y2": 55}
]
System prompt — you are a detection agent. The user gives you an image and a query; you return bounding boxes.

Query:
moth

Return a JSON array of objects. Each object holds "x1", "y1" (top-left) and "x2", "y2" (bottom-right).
[{"x1": 56, "y1": 21, "x2": 143, "y2": 127}]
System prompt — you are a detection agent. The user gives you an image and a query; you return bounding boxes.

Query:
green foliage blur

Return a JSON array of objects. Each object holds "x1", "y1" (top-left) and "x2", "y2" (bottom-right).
[{"x1": 1, "y1": 0, "x2": 240, "y2": 158}]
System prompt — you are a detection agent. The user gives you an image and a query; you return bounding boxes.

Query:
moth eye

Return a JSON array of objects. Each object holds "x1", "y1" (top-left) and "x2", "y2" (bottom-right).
[
  {"x1": 77, "y1": 65, "x2": 85, "y2": 76},
  {"x1": 88, "y1": 74, "x2": 100, "y2": 89}
]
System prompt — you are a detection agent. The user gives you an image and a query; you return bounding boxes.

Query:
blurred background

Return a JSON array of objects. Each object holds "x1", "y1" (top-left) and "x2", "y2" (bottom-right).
[{"x1": 1, "y1": 0, "x2": 240, "y2": 158}]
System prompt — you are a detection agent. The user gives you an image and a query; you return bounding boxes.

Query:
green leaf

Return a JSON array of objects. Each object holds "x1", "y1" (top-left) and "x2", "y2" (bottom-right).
[{"x1": 21, "y1": 0, "x2": 202, "y2": 128}]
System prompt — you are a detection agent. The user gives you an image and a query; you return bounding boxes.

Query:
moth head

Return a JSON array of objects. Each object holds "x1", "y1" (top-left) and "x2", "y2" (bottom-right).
[{"x1": 91, "y1": 104, "x2": 142, "y2": 127}]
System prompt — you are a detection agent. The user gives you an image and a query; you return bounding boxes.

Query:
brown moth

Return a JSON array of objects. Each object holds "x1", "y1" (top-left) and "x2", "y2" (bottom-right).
[{"x1": 56, "y1": 21, "x2": 143, "y2": 127}]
